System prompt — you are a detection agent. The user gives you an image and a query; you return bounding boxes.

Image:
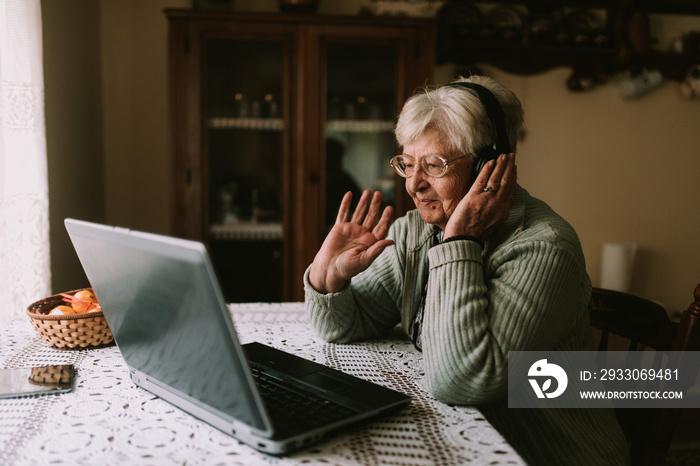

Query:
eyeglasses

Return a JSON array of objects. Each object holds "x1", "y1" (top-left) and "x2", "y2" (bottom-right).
[{"x1": 390, "y1": 154, "x2": 468, "y2": 178}]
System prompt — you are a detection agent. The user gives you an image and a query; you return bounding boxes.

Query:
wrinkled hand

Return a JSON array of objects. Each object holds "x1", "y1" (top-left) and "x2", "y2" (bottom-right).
[
  {"x1": 310, "y1": 190, "x2": 394, "y2": 294},
  {"x1": 444, "y1": 153, "x2": 517, "y2": 241}
]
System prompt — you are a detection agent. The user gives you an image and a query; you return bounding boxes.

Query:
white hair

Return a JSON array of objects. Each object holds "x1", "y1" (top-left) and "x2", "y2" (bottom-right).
[{"x1": 395, "y1": 75, "x2": 524, "y2": 157}]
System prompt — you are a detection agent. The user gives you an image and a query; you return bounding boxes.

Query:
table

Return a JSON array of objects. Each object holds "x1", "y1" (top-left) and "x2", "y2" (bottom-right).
[{"x1": 0, "y1": 303, "x2": 524, "y2": 465}]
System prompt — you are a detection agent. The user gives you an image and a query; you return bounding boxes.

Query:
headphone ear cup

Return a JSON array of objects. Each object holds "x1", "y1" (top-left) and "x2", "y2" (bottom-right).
[{"x1": 471, "y1": 147, "x2": 498, "y2": 181}]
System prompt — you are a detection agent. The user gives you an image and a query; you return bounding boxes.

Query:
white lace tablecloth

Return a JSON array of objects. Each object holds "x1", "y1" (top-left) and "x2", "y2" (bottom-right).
[{"x1": 0, "y1": 303, "x2": 524, "y2": 465}]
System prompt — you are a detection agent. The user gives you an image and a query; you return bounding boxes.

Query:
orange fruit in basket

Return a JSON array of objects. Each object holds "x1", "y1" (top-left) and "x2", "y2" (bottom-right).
[
  {"x1": 72, "y1": 290, "x2": 99, "y2": 313},
  {"x1": 49, "y1": 305, "x2": 77, "y2": 315}
]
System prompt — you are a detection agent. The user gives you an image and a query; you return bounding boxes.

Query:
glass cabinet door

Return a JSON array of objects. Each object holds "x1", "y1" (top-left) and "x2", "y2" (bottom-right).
[
  {"x1": 323, "y1": 43, "x2": 398, "y2": 232},
  {"x1": 167, "y1": 11, "x2": 434, "y2": 302},
  {"x1": 205, "y1": 39, "x2": 286, "y2": 302}
]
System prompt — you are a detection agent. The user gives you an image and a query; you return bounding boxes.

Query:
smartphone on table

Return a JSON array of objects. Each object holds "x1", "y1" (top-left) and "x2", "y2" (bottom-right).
[{"x1": 0, "y1": 364, "x2": 76, "y2": 399}]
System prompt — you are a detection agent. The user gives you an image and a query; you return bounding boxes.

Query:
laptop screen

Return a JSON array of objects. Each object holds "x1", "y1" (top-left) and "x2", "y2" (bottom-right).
[{"x1": 65, "y1": 220, "x2": 266, "y2": 430}]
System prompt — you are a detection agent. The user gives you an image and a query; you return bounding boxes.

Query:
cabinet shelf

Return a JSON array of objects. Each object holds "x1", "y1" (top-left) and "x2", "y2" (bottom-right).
[
  {"x1": 210, "y1": 222, "x2": 283, "y2": 241},
  {"x1": 326, "y1": 119, "x2": 395, "y2": 133},
  {"x1": 209, "y1": 117, "x2": 284, "y2": 130},
  {"x1": 634, "y1": 1, "x2": 700, "y2": 15},
  {"x1": 460, "y1": 0, "x2": 614, "y2": 7},
  {"x1": 439, "y1": 39, "x2": 618, "y2": 74},
  {"x1": 208, "y1": 117, "x2": 397, "y2": 133},
  {"x1": 437, "y1": 0, "x2": 700, "y2": 81}
]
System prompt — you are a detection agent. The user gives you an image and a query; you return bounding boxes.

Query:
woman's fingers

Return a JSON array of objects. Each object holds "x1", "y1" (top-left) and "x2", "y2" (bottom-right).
[
  {"x1": 362, "y1": 191, "x2": 384, "y2": 230},
  {"x1": 350, "y1": 190, "x2": 372, "y2": 224},
  {"x1": 343, "y1": 190, "x2": 388, "y2": 234},
  {"x1": 314, "y1": 190, "x2": 395, "y2": 294},
  {"x1": 365, "y1": 238, "x2": 395, "y2": 263},
  {"x1": 470, "y1": 153, "x2": 515, "y2": 195},
  {"x1": 469, "y1": 158, "x2": 496, "y2": 194},
  {"x1": 372, "y1": 204, "x2": 394, "y2": 239},
  {"x1": 336, "y1": 191, "x2": 354, "y2": 224},
  {"x1": 501, "y1": 153, "x2": 516, "y2": 188},
  {"x1": 486, "y1": 154, "x2": 508, "y2": 191}
]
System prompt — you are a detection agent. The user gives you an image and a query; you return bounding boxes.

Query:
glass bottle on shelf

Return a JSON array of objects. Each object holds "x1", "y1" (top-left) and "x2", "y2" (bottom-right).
[{"x1": 234, "y1": 92, "x2": 248, "y2": 118}]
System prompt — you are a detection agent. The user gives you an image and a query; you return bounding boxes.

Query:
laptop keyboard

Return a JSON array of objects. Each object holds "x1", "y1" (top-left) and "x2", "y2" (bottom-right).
[{"x1": 249, "y1": 363, "x2": 356, "y2": 432}]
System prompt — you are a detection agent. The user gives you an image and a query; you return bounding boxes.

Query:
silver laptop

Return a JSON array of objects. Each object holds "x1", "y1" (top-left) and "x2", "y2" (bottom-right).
[{"x1": 64, "y1": 218, "x2": 411, "y2": 455}]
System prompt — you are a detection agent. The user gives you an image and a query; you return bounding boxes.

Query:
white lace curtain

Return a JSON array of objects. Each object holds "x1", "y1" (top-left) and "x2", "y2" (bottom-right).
[{"x1": 0, "y1": 0, "x2": 51, "y2": 328}]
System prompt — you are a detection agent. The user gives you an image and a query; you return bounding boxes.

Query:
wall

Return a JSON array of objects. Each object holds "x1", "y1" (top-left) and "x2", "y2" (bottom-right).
[
  {"x1": 485, "y1": 66, "x2": 700, "y2": 316},
  {"x1": 44, "y1": 1, "x2": 700, "y2": 313},
  {"x1": 42, "y1": 0, "x2": 104, "y2": 293},
  {"x1": 100, "y1": 0, "x2": 189, "y2": 234}
]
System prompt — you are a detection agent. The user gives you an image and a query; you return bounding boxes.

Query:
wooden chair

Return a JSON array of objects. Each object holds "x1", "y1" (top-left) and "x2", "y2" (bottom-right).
[{"x1": 589, "y1": 283, "x2": 700, "y2": 466}]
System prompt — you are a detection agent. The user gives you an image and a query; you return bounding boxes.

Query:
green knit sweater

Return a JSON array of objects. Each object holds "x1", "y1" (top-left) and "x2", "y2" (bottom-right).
[{"x1": 304, "y1": 186, "x2": 630, "y2": 465}]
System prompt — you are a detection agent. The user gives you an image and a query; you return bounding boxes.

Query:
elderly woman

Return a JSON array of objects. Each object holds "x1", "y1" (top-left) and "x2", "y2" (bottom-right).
[{"x1": 304, "y1": 76, "x2": 629, "y2": 465}]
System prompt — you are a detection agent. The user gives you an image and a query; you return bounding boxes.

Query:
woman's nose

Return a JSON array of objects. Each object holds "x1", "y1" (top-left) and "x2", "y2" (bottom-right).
[{"x1": 406, "y1": 168, "x2": 429, "y2": 193}]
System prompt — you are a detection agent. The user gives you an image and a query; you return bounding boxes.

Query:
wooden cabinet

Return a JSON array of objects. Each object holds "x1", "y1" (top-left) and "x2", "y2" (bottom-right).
[{"x1": 165, "y1": 9, "x2": 434, "y2": 302}]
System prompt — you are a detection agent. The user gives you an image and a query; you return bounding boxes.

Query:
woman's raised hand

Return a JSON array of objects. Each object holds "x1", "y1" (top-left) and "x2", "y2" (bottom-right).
[
  {"x1": 309, "y1": 190, "x2": 394, "y2": 294},
  {"x1": 444, "y1": 153, "x2": 517, "y2": 241}
]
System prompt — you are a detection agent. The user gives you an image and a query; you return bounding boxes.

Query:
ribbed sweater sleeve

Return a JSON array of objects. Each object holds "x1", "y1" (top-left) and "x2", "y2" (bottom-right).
[
  {"x1": 304, "y1": 217, "x2": 410, "y2": 343},
  {"x1": 423, "y1": 235, "x2": 588, "y2": 404}
]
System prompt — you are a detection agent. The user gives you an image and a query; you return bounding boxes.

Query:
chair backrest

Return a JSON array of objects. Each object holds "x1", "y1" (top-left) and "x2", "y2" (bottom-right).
[
  {"x1": 588, "y1": 283, "x2": 700, "y2": 466},
  {"x1": 589, "y1": 288, "x2": 678, "y2": 351}
]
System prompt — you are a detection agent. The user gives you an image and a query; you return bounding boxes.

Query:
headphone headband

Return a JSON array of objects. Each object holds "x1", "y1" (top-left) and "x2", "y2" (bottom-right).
[{"x1": 443, "y1": 81, "x2": 511, "y2": 155}]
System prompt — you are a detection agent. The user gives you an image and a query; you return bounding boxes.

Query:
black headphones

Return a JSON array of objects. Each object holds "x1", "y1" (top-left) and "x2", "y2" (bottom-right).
[{"x1": 443, "y1": 82, "x2": 511, "y2": 180}]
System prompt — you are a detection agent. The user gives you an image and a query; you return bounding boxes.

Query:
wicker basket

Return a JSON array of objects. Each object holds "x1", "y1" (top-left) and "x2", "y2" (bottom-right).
[
  {"x1": 28, "y1": 364, "x2": 74, "y2": 387},
  {"x1": 26, "y1": 288, "x2": 114, "y2": 350}
]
